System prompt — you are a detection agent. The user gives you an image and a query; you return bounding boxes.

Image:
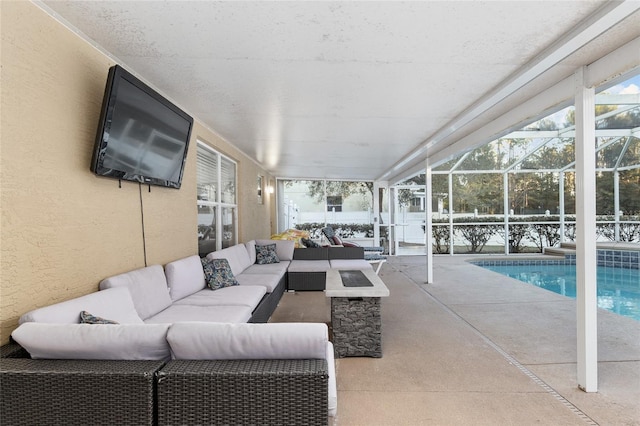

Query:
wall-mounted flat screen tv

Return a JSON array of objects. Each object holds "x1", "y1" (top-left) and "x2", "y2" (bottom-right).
[{"x1": 91, "y1": 65, "x2": 193, "y2": 189}]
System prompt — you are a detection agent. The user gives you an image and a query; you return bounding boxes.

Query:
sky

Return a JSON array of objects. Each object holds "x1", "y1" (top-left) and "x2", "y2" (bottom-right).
[
  {"x1": 544, "y1": 73, "x2": 639, "y2": 127},
  {"x1": 604, "y1": 74, "x2": 640, "y2": 95}
]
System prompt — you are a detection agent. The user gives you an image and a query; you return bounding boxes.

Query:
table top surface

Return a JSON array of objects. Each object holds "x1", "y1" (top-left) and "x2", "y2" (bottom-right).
[{"x1": 325, "y1": 268, "x2": 390, "y2": 298}]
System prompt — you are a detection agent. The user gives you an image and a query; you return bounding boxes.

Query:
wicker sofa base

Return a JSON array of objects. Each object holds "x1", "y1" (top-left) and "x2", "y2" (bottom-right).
[
  {"x1": 157, "y1": 359, "x2": 328, "y2": 425},
  {"x1": 1, "y1": 345, "x2": 330, "y2": 426},
  {"x1": 288, "y1": 271, "x2": 326, "y2": 291},
  {"x1": 0, "y1": 358, "x2": 163, "y2": 426}
]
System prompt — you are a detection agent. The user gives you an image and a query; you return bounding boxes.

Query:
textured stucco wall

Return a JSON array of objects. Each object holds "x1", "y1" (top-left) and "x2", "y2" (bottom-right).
[{"x1": 0, "y1": 2, "x2": 273, "y2": 343}]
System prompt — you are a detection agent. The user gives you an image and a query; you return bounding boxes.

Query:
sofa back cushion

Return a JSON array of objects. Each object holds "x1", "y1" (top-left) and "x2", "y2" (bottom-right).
[
  {"x1": 206, "y1": 244, "x2": 251, "y2": 276},
  {"x1": 167, "y1": 322, "x2": 328, "y2": 360},
  {"x1": 19, "y1": 287, "x2": 143, "y2": 325},
  {"x1": 252, "y1": 239, "x2": 295, "y2": 262},
  {"x1": 11, "y1": 323, "x2": 171, "y2": 360},
  {"x1": 99, "y1": 264, "x2": 172, "y2": 320},
  {"x1": 164, "y1": 255, "x2": 206, "y2": 301}
]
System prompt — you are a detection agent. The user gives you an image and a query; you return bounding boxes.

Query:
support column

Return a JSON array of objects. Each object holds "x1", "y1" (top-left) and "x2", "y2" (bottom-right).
[
  {"x1": 574, "y1": 66, "x2": 598, "y2": 392},
  {"x1": 425, "y1": 158, "x2": 434, "y2": 283},
  {"x1": 614, "y1": 171, "x2": 620, "y2": 241},
  {"x1": 559, "y1": 172, "x2": 565, "y2": 243},
  {"x1": 448, "y1": 173, "x2": 454, "y2": 255},
  {"x1": 373, "y1": 181, "x2": 381, "y2": 247},
  {"x1": 504, "y1": 173, "x2": 509, "y2": 254}
]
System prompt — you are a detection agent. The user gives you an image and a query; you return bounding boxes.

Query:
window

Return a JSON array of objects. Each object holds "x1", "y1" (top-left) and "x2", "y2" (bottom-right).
[
  {"x1": 196, "y1": 142, "x2": 237, "y2": 255},
  {"x1": 326, "y1": 195, "x2": 343, "y2": 212},
  {"x1": 277, "y1": 179, "x2": 374, "y2": 235}
]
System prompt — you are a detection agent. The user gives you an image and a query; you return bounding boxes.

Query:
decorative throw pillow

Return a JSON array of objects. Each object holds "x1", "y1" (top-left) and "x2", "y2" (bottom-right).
[
  {"x1": 79, "y1": 310, "x2": 119, "y2": 324},
  {"x1": 255, "y1": 244, "x2": 280, "y2": 264},
  {"x1": 301, "y1": 237, "x2": 321, "y2": 248},
  {"x1": 201, "y1": 258, "x2": 239, "y2": 290},
  {"x1": 331, "y1": 235, "x2": 343, "y2": 245}
]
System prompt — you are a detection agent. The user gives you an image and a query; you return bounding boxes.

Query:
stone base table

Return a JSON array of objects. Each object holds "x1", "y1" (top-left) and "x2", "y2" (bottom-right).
[{"x1": 325, "y1": 269, "x2": 390, "y2": 358}]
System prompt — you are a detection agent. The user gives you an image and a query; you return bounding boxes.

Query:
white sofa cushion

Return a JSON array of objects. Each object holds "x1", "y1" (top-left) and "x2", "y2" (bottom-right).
[
  {"x1": 11, "y1": 323, "x2": 170, "y2": 360},
  {"x1": 206, "y1": 244, "x2": 252, "y2": 277},
  {"x1": 165, "y1": 255, "x2": 206, "y2": 301},
  {"x1": 167, "y1": 322, "x2": 328, "y2": 360},
  {"x1": 99, "y1": 264, "x2": 172, "y2": 320},
  {"x1": 144, "y1": 305, "x2": 253, "y2": 324},
  {"x1": 235, "y1": 273, "x2": 282, "y2": 292},
  {"x1": 243, "y1": 261, "x2": 290, "y2": 276},
  {"x1": 19, "y1": 287, "x2": 143, "y2": 325},
  {"x1": 288, "y1": 260, "x2": 331, "y2": 272},
  {"x1": 251, "y1": 239, "x2": 295, "y2": 262},
  {"x1": 330, "y1": 259, "x2": 372, "y2": 270},
  {"x1": 173, "y1": 286, "x2": 266, "y2": 308}
]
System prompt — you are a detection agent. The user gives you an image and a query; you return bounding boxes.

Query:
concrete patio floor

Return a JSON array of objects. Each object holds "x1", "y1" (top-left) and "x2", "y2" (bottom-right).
[{"x1": 270, "y1": 255, "x2": 640, "y2": 425}]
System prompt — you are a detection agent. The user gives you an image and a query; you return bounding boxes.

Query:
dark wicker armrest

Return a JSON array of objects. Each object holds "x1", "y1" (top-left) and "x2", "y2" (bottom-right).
[
  {"x1": 157, "y1": 359, "x2": 329, "y2": 426},
  {"x1": 0, "y1": 358, "x2": 165, "y2": 426},
  {"x1": 0, "y1": 341, "x2": 30, "y2": 359}
]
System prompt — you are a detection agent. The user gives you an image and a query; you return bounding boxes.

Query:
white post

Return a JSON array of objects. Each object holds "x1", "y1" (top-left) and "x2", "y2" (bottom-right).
[
  {"x1": 448, "y1": 173, "x2": 454, "y2": 255},
  {"x1": 559, "y1": 172, "x2": 565, "y2": 243},
  {"x1": 504, "y1": 173, "x2": 509, "y2": 254},
  {"x1": 425, "y1": 158, "x2": 434, "y2": 283},
  {"x1": 574, "y1": 66, "x2": 598, "y2": 392},
  {"x1": 373, "y1": 181, "x2": 381, "y2": 247},
  {"x1": 614, "y1": 171, "x2": 620, "y2": 241}
]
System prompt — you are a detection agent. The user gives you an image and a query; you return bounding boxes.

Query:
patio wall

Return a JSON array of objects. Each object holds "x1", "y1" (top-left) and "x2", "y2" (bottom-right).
[{"x1": 0, "y1": 2, "x2": 274, "y2": 344}]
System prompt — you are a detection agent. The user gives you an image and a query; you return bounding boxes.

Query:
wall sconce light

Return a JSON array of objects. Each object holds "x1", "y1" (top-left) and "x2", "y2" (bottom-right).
[{"x1": 266, "y1": 184, "x2": 274, "y2": 195}]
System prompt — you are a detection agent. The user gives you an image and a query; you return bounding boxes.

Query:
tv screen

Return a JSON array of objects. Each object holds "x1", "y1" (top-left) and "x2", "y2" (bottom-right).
[{"x1": 91, "y1": 65, "x2": 193, "y2": 189}]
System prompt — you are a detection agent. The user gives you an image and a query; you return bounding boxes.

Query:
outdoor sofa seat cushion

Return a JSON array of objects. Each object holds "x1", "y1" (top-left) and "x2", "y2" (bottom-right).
[
  {"x1": 99, "y1": 264, "x2": 173, "y2": 320},
  {"x1": 288, "y1": 260, "x2": 331, "y2": 272},
  {"x1": 234, "y1": 273, "x2": 283, "y2": 292},
  {"x1": 329, "y1": 259, "x2": 372, "y2": 270},
  {"x1": 164, "y1": 255, "x2": 207, "y2": 302},
  {"x1": 11, "y1": 322, "x2": 171, "y2": 360},
  {"x1": 243, "y1": 261, "x2": 290, "y2": 276},
  {"x1": 19, "y1": 287, "x2": 144, "y2": 325},
  {"x1": 172, "y1": 286, "x2": 266, "y2": 308},
  {"x1": 143, "y1": 305, "x2": 253, "y2": 324},
  {"x1": 206, "y1": 244, "x2": 252, "y2": 277}
]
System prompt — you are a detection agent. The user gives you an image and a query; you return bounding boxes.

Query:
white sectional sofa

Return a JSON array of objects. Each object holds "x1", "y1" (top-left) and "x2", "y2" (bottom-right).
[{"x1": 4, "y1": 238, "x2": 339, "y2": 424}]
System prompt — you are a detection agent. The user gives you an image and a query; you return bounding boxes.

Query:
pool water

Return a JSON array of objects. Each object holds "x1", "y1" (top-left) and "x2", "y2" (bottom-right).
[{"x1": 479, "y1": 263, "x2": 640, "y2": 321}]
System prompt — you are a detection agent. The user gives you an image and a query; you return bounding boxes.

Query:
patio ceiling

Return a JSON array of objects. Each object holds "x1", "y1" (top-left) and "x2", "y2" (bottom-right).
[{"x1": 39, "y1": 1, "x2": 640, "y2": 182}]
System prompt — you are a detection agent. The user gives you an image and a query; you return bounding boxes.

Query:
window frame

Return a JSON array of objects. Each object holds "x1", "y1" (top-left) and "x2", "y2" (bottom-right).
[{"x1": 196, "y1": 141, "x2": 238, "y2": 253}]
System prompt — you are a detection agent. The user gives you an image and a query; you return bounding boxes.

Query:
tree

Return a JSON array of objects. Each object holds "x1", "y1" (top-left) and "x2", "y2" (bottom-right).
[{"x1": 290, "y1": 180, "x2": 373, "y2": 205}]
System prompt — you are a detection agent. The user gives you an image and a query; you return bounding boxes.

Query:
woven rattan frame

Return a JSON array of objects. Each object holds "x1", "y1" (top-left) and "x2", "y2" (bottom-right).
[
  {"x1": 157, "y1": 359, "x2": 328, "y2": 425},
  {"x1": 249, "y1": 274, "x2": 286, "y2": 323},
  {"x1": 0, "y1": 358, "x2": 164, "y2": 426}
]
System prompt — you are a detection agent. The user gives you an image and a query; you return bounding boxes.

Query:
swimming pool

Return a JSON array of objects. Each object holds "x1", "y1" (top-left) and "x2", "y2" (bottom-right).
[{"x1": 474, "y1": 262, "x2": 640, "y2": 321}]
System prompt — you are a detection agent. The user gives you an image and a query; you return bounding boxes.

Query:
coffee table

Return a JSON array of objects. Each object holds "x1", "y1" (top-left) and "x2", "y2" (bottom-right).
[{"x1": 325, "y1": 268, "x2": 390, "y2": 358}]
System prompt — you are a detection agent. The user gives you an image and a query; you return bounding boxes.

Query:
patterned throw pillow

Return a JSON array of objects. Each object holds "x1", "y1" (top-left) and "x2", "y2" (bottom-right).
[
  {"x1": 201, "y1": 257, "x2": 239, "y2": 290},
  {"x1": 301, "y1": 237, "x2": 321, "y2": 248},
  {"x1": 255, "y1": 244, "x2": 280, "y2": 265},
  {"x1": 79, "y1": 310, "x2": 119, "y2": 324}
]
